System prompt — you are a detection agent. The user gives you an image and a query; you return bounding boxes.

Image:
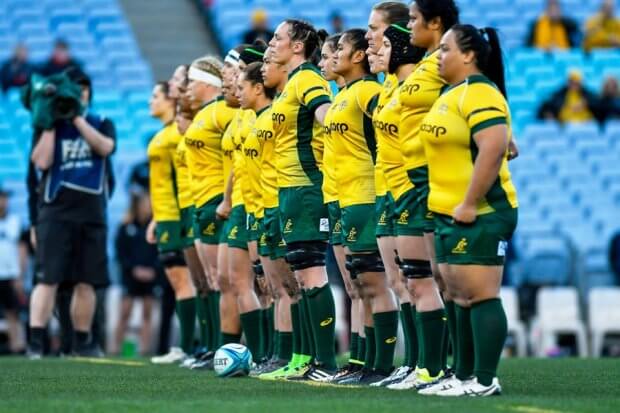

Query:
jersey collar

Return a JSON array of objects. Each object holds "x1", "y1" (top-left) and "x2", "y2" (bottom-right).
[
  {"x1": 346, "y1": 74, "x2": 377, "y2": 88},
  {"x1": 255, "y1": 104, "x2": 271, "y2": 117},
  {"x1": 288, "y1": 61, "x2": 319, "y2": 79},
  {"x1": 443, "y1": 73, "x2": 495, "y2": 94}
]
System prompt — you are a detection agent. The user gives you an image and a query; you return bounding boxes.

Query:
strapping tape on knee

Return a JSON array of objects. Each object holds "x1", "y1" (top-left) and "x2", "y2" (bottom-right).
[
  {"x1": 399, "y1": 258, "x2": 432, "y2": 279},
  {"x1": 158, "y1": 250, "x2": 186, "y2": 268},
  {"x1": 252, "y1": 260, "x2": 265, "y2": 277},
  {"x1": 284, "y1": 241, "x2": 326, "y2": 271}
]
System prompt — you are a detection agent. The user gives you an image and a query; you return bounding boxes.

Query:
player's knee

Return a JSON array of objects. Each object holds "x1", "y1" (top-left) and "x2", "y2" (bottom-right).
[
  {"x1": 284, "y1": 241, "x2": 326, "y2": 271},
  {"x1": 159, "y1": 250, "x2": 186, "y2": 269}
]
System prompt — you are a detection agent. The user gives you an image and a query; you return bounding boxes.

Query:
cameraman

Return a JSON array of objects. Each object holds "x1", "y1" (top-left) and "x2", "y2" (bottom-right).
[{"x1": 27, "y1": 68, "x2": 115, "y2": 358}]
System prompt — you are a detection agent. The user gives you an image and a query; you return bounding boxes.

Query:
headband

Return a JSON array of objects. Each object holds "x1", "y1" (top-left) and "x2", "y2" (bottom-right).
[
  {"x1": 240, "y1": 46, "x2": 267, "y2": 65},
  {"x1": 188, "y1": 66, "x2": 222, "y2": 87},
  {"x1": 384, "y1": 22, "x2": 418, "y2": 74},
  {"x1": 224, "y1": 49, "x2": 240, "y2": 66}
]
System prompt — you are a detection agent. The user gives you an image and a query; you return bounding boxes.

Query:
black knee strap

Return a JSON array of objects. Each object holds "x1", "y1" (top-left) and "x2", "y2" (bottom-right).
[
  {"x1": 350, "y1": 252, "x2": 385, "y2": 275},
  {"x1": 399, "y1": 258, "x2": 432, "y2": 279},
  {"x1": 252, "y1": 260, "x2": 264, "y2": 277},
  {"x1": 158, "y1": 250, "x2": 186, "y2": 268},
  {"x1": 285, "y1": 241, "x2": 326, "y2": 271},
  {"x1": 345, "y1": 254, "x2": 357, "y2": 280}
]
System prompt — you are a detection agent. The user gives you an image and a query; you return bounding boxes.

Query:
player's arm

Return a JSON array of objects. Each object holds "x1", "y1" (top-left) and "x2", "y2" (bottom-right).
[
  {"x1": 31, "y1": 129, "x2": 55, "y2": 170},
  {"x1": 299, "y1": 72, "x2": 332, "y2": 126},
  {"x1": 314, "y1": 103, "x2": 331, "y2": 125},
  {"x1": 73, "y1": 116, "x2": 115, "y2": 156},
  {"x1": 216, "y1": 170, "x2": 234, "y2": 219}
]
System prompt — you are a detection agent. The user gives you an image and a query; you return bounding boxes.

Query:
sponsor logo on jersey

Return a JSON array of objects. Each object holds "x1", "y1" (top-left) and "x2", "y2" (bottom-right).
[
  {"x1": 244, "y1": 147, "x2": 259, "y2": 159},
  {"x1": 373, "y1": 120, "x2": 398, "y2": 136},
  {"x1": 385, "y1": 336, "x2": 397, "y2": 344},
  {"x1": 257, "y1": 129, "x2": 274, "y2": 141},
  {"x1": 328, "y1": 122, "x2": 349, "y2": 134},
  {"x1": 420, "y1": 123, "x2": 447, "y2": 138},
  {"x1": 402, "y1": 83, "x2": 420, "y2": 95},
  {"x1": 283, "y1": 219, "x2": 293, "y2": 233},
  {"x1": 452, "y1": 238, "x2": 468, "y2": 254},
  {"x1": 346, "y1": 227, "x2": 357, "y2": 243},
  {"x1": 203, "y1": 223, "x2": 216, "y2": 236},
  {"x1": 320, "y1": 317, "x2": 334, "y2": 327},
  {"x1": 228, "y1": 226, "x2": 238, "y2": 240},
  {"x1": 272, "y1": 112, "x2": 286, "y2": 125},
  {"x1": 185, "y1": 137, "x2": 206, "y2": 149},
  {"x1": 319, "y1": 218, "x2": 329, "y2": 232},
  {"x1": 397, "y1": 210, "x2": 410, "y2": 225}
]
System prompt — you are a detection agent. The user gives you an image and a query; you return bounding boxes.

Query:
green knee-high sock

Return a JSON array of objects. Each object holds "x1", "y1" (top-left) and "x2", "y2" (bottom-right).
[
  {"x1": 373, "y1": 311, "x2": 399, "y2": 374},
  {"x1": 357, "y1": 334, "x2": 366, "y2": 366},
  {"x1": 267, "y1": 304, "x2": 275, "y2": 358},
  {"x1": 280, "y1": 331, "x2": 293, "y2": 361},
  {"x1": 471, "y1": 298, "x2": 507, "y2": 386},
  {"x1": 221, "y1": 332, "x2": 241, "y2": 345},
  {"x1": 176, "y1": 298, "x2": 196, "y2": 354},
  {"x1": 306, "y1": 285, "x2": 337, "y2": 370},
  {"x1": 440, "y1": 319, "x2": 449, "y2": 371},
  {"x1": 208, "y1": 291, "x2": 221, "y2": 350},
  {"x1": 349, "y1": 332, "x2": 360, "y2": 363},
  {"x1": 195, "y1": 296, "x2": 210, "y2": 349},
  {"x1": 411, "y1": 305, "x2": 421, "y2": 368},
  {"x1": 444, "y1": 301, "x2": 458, "y2": 369},
  {"x1": 290, "y1": 302, "x2": 302, "y2": 361},
  {"x1": 298, "y1": 297, "x2": 312, "y2": 358},
  {"x1": 363, "y1": 326, "x2": 376, "y2": 369},
  {"x1": 417, "y1": 309, "x2": 447, "y2": 377},
  {"x1": 455, "y1": 304, "x2": 474, "y2": 380},
  {"x1": 273, "y1": 331, "x2": 280, "y2": 359},
  {"x1": 400, "y1": 303, "x2": 415, "y2": 367},
  {"x1": 240, "y1": 309, "x2": 264, "y2": 361}
]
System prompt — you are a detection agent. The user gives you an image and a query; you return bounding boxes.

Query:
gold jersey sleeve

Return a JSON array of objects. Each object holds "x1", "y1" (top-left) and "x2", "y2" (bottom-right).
[
  {"x1": 147, "y1": 122, "x2": 181, "y2": 221},
  {"x1": 258, "y1": 105, "x2": 279, "y2": 210},
  {"x1": 373, "y1": 82, "x2": 414, "y2": 201},
  {"x1": 400, "y1": 50, "x2": 445, "y2": 171},
  {"x1": 235, "y1": 109, "x2": 255, "y2": 212},
  {"x1": 185, "y1": 97, "x2": 235, "y2": 207},
  {"x1": 221, "y1": 110, "x2": 243, "y2": 207},
  {"x1": 272, "y1": 62, "x2": 332, "y2": 188},
  {"x1": 422, "y1": 75, "x2": 518, "y2": 216},
  {"x1": 244, "y1": 106, "x2": 271, "y2": 218},
  {"x1": 322, "y1": 89, "x2": 340, "y2": 204},
  {"x1": 174, "y1": 133, "x2": 194, "y2": 210},
  {"x1": 373, "y1": 74, "x2": 397, "y2": 198},
  {"x1": 329, "y1": 77, "x2": 381, "y2": 207}
]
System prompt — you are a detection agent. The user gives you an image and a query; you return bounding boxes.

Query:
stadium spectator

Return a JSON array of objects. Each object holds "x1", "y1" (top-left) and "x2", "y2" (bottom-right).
[
  {"x1": 610, "y1": 231, "x2": 620, "y2": 285},
  {"x1": 0, "y1": 186, "x2": 26, "y2": 354},
  {"x1": 330, "y1": 11, "x2": 344, "y2": 34},
  {"x1": 598, "y1": 76, "x2": 620, "y2": 121},
  {"x1": 113, "y1": 191, "x2": 161, "y2": 356},
  {"x1": 0, "y1": 44, "x2": 33, "y2": 93},
  {"x1": 27, "y1": 68, "x2": 115, "y2": 359},
  {"x1": 37, "y1": 39, "x2": 82, "y2": 77},
  {"x1": 242, "y1": 9, "x2": 274, "y2": 44},
  {"x1": 583, "y1": 0, "x2": 620, "y2": 51},
  {"x1": 526, "y1": 0, "x2": 579, "y2": 50},
  {"x1": 536, "y1": 70, "x2": 600, "y2": 123}
]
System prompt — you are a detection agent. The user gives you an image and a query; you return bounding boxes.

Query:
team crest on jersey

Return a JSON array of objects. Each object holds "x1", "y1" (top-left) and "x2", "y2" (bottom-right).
[
  {"x1": 346, "y1": 227, "x2": 357, "y2": 243},
  {"x1": 203, "y1": 223, "x2": 216, "y2": 236},
  {"x1": 438, "y1": 103, "x2": 449, "y2": 115},
  {"x1": 452, "y1": 238, "x2": 468, "y2": 254},
  {"x1": 195, "y1": 120, "x2": 205, "y2": 129},
  {"x1": 283, "y1": 219, "x2": 293, "y2": 233},
  {"x1": 387, "y1": 97, "x2": 398, "y2": 109},
  {"x1": 397, "y1": 210, "x2": 410, "y2": 225},
  {"x1": 159, "y1": 231, "x2": 169, "y2": 243},
  {"x1": 336, "y1": 100, "x2": 348, "y2": 111}
]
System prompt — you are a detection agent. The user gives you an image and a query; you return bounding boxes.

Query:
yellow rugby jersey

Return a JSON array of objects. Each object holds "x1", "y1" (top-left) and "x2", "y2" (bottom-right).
[
  {"x1": 272, "y1": 62, "x2": 332, "y2": 188},
  {"x1": 174, "y1": 137, "x2": 194, "y2": 209},
  {"x1": 400, "y1": 50, "x2": 445, "y2": 171},
  {"x1": 322, "y1": 87, "x2": 340, "y2": 204},
  {"x1": 235, "y1": 109, "x2": 256, "y2": 212},
  {"x1": 373, "y1": 81, "x2": 414, "y2": 201},
  {"x1": 329, "y1": 76, "x2": 381, "y2": 207},
  {"x1": 258, "y1": 105, "x2": 278, "y2": 210},
  {"x1": 374, "y1": 73, "x2": 398, "y2": 198},
  {"x1": 185, "y1": 97, "x2": 236, "y2": 207},
  {"x1": 244, "y1": 105, "x2": 271, "y2": 218},
  {"x1": 221, "y1": 109, "x2": 243, "y2": 207},
  {"x1": 147, "y1": 122, "x2": 181, "y2": 221},
  {"x1": 421, "y1": 74, "x2": 518, "y2": 216}
]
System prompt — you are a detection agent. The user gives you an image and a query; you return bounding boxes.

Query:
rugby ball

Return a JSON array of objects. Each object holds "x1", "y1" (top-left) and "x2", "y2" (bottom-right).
[{"x1": 213, "y1": 343, "x2": 253, "y2": 377}]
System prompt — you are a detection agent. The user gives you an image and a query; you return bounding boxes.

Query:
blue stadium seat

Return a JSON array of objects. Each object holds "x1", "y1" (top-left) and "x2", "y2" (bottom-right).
[{"x1": 521, "y1": 236, "x2": 573, "y2": 286}]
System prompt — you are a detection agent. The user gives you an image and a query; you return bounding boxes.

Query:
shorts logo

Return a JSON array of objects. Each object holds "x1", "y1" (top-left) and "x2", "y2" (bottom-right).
[
  {"x1": 425, "y1": 211, "x2": 434, "y2": 220},
  {"x1": 452, "y1": 238, "x2": 468, "y2": 254},
  {"x1": 378, "y1": 211, "x2": 387, "y2": 225},
  {"x1": 278, "y1": 239, "x2": 287, "y2": 247},
  {"x1": 251, "y1": 221, "x2": 259, "y2": 231},
  {"x1": 203, "y1": 223, "x2": 216, "y2": 236},
  {"x1": 228, "y1": 226, "x2": 238, "y2": 240},
  {"x1": 320, "y1": 317, "x2": 334, "y2": 327},
  {"x1": 385, "y1": 336, "x2": 397, "y2": 344},
  {"x1": 497, "y1": 240, "x2": 507, "y2": 257},
  {"x1": 259, "y1": 234, "x2": 267, "y2": 246},
  {"x1": 397, "y1": 210, "x2": 410, "y2": 225},
  {"x1": 346, "y1": 227, "x2": 357, "y2": 243},
  {"x1": 319, "y1": 218, "x2": 329, "y2": 232},
  {"x1": 159, "y1": 231, "x2": 169, "y2": 244},
  {"x1": 283, "y1": 219, "x2": 293, "y2": 233},
  {"x1": 333, "y1": 220, "x2": 342, "y2": 234},
  {"x1": 187, "y1": 227, "x2": 194, "y2": 238}
]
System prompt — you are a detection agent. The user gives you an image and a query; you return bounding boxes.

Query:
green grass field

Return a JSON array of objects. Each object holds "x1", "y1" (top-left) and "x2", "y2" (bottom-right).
[{"x1": 1, "y1": 357, "x2": 619, "y2": 413}]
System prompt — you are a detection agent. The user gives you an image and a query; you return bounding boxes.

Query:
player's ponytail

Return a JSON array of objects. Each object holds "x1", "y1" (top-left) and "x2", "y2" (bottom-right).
[
  {"x1": 342, "y1": 29, "x2": 371, "y2": 74},
  {"x1": 451, "y1": 24, "x2": 507, "y2": 98},
  {"x1": 285, "y1": 19, "x2": 322, "y2": 60}
]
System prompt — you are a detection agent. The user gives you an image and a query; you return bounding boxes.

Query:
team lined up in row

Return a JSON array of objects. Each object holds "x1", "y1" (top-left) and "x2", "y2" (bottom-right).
[{"x1": 147, "y1": 0, "x2": 518, "y2": 397}]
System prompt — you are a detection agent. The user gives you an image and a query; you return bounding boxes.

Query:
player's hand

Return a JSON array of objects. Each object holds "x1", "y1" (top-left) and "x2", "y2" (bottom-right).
[
  {"x1": 146, "y1": 220, "x2": 157, "y2": 244},
  {"x1": 216, "y1": 199, "x2": 231, "y2": 220},
  {"x1": 508, "y1": 138, "x2": 519, "y2": 161},
  {"x1": 452, "y1": 202, "x2": 477, "y2": 225},
  {"x1": 256, "y1": 275, "x2": 270, "y2": 297}
]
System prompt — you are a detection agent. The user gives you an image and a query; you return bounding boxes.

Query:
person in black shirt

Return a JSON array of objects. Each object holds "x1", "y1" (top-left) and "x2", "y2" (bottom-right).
[
  {"x1": 27, "y1": 68, "x2": 115, "y2": 358},
  {"x1": 37, "y1": 39, "x2": 82, "y2": 77},
  {"x1": 113, "y1": 191, "x2": 161, "y2": 355},
  {"x1": 0, "y1": 44, "x2": 33, "y2": 93},
  {"x1": 242, "y1": 9, "x2": 274, "y2": 45}
]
